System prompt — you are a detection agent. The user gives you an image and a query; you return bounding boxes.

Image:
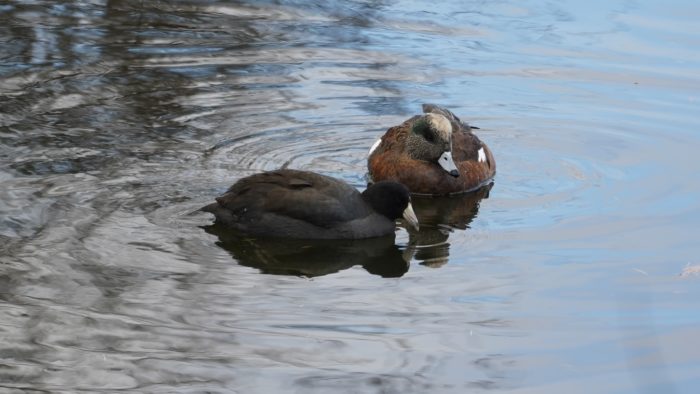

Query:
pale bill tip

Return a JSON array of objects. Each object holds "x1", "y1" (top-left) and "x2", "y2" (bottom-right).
[
  {"x1": 402, "y1": 202, "x2": 419, "y2": 231},
  {"x1": 438, "y1": 150, "x2": 459, "y2": 175}
]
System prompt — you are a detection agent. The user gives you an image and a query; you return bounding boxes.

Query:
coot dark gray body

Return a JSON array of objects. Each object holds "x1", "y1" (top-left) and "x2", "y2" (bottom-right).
[{"x1": 202, "y1": 169, "x2": 418, "y2": 239}]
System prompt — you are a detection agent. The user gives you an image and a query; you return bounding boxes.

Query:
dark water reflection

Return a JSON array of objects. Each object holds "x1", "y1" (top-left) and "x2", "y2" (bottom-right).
[
  {"x1": 2, "y1": 0, "x2": 700, "y2": 393},
  {"x1": 204, "y1": 225, "x2": 409, "y2": 277},
  {"x1": 407, "y1": 184, "x2": 492, "y2": 267}
]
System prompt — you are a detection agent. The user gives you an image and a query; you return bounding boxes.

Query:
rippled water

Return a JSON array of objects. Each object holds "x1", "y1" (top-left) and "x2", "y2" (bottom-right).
[{"x1": 2, "y1": 1, "x2": 700, "y2": 392}]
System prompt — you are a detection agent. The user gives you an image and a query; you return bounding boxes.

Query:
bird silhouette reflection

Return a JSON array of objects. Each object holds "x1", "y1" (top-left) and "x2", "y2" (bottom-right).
[
  {"x1": 404, "y1": 183, "x2": 492, "y2": 267},
  {"x1": 203, "y1": 226, "x2": 409, "y2": 278}
]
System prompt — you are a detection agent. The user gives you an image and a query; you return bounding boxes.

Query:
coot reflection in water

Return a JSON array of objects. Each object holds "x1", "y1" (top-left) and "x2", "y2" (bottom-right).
[
  {"x1": 203, "y1": 183, "x2": 491, "y2": 277},
  {"x1": 203, "y1": 224, "x2": 409, "y2": 277},
  {"x1": 406, "y1": 184, "x2": 492, "y2": 267}
]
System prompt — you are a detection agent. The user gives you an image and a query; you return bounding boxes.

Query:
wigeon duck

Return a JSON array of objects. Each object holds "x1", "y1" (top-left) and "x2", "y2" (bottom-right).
[{"x1": 368, "y1": 104, "x2": 496, "y2": 195}]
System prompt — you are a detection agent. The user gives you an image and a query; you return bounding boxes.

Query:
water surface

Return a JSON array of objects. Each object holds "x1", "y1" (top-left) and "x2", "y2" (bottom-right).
[{"x1": 1, "y1": 1, "x2": 700, "y2": 392}]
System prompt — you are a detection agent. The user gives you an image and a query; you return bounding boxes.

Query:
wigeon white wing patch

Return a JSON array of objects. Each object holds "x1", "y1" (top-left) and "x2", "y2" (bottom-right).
[
  {"x1": 369, "y1": 138, "x2": 382, "y2": 155},
  {"x1": 477, "y1": 147, "x2": 486, "y2": 163}
]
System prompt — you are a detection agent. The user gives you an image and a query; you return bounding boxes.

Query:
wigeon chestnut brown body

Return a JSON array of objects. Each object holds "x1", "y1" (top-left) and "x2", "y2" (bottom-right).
[{"x1": 368, "y1": 104, "x2": 496, "y2": 195}]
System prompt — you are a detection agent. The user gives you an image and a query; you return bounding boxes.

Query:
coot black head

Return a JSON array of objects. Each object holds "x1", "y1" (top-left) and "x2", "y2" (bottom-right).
[{"x1": 362, "y1": 181, "x2": 419, "y2": 230}]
